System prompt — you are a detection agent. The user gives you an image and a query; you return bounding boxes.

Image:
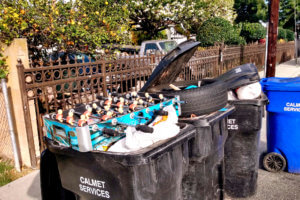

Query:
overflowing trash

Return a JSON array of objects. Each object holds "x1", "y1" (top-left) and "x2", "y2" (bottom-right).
[
  {"x1": 41, "y1": 92, "x2": 193, "y2": 200},
  {"x1": 214, "y1": 64, "x2": 263, "y2": 100},
  {"x1": 40, "y1": 38, "x2": 268, "y2": 200},
  {"x1": 109, "y1": 105, "x2": 180, "y2": 152},
  {"x1": 43, "y1": 92, "x2": 181, "y2": 152},
  {"x1": 235, "y1": 82, "x2": 262, "y2": 100},
  {"x1": 228, "y1": 82, "x2": 262, "y2": 100}
]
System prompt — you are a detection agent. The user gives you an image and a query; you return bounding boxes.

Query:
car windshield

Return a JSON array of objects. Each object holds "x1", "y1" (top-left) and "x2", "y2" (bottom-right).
[{"x1": 159, "y1": 41, "x2": 177, "y2": 52}]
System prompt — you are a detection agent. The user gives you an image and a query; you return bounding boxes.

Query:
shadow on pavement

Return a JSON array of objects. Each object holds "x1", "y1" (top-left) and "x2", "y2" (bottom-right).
[
  {"x1": 27, "y1": 171, "x2": 41, "y2": 200},
  {"x1": 258, "y1": 140, "x2": 267, "y2": 170}
]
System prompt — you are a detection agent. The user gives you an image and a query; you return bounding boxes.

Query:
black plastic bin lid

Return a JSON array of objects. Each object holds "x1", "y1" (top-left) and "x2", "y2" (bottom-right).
[
  {"x1": 140, "y1": 39, "x2": 200, "y2": 92},
  {"x1": 216, "y1": 63, "x2": 260, "y2": 90}
]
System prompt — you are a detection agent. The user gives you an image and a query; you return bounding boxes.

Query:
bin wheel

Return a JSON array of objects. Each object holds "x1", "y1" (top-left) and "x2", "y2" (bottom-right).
[{"x1": 263, "y1": 152, "x2": 286, "y2": 172}]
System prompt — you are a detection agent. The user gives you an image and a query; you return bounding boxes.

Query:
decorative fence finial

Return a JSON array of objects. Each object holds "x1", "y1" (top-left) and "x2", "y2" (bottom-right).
[{"x1": 17, "y1": 58, "x2": 25, "y2": 69}]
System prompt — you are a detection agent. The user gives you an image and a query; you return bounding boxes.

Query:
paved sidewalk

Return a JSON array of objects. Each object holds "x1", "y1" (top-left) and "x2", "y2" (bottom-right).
[
  {"x1": 0, "y1": 170, "x2": 41, "y2": 200},
  {"x1": 259, "y1": 59, "x2": 300, "y2": 78},
  {"x1": 0, "y1": 60, "x2": 299, "y2": 200}
]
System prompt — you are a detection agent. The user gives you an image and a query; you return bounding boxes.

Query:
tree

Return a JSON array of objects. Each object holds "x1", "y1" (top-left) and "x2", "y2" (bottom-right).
[
  {"x1": 0, "y1": 0, "x2": 130, "y2": 56},
  {"x1": 176, "y1": 0, "x2": 236, "y2": 34},
  {"x1": 240, "y1": 22, "x2": 266, "y2": 43},
  {"x1": 127, "y1": 0, "x2": 180, "y2": 41},
  {"x1": 234, "y1": 0, "x2": 267, "y2": 23},
  {"x1": 127, "y1": 0, "x2": 236, "y2": 40},
  {"x1": 279, "y1": 0, "x2": 300, "y2": 30}
]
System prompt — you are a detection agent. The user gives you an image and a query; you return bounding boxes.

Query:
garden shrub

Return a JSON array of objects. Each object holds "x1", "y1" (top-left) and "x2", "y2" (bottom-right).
[
  {"x1": 240, "y1": 22, "x2": 266, "y2": 43},
  {"x1": 0, "y1": 52, "x2": 8, "y2": 79},
  {"x1": 197, "y1": 17, "x2": 245, "y2": 46},
  {"x1": 285, "y1": 29, "x2": 294, "y2": 41},
  {"x1": 228, "y1": 26, "x2": 246, "y2": 45},
  {"x1": 277, "y1": 27, "x2": 286, "y2": 40}
]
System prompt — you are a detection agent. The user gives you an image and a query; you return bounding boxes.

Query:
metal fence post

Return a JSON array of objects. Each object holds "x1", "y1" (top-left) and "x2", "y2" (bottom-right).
[
  {"x1": 240, "y1": 45, "x2": 245, "y2": 65},
  {"x1": 17, "y1": 59, "x2": 37, "y2": 168},
  {"x1": 219, "y1": 45, "x2": 224, "y2": 76},
  {"x1": 100, "y1": 60, "x2": 108, "y2": 97},
  {"x1": 1, "y1": 78, "x2": 21, "y2": 172}
]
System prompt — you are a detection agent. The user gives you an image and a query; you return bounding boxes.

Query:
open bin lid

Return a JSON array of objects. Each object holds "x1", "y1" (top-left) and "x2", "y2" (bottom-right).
[
  {"x1": 140, "y1": 40, "x2": 200, "y2": 92},
  {"x1": 261, "y1": 77, "x2": 300, "y2": 92}
]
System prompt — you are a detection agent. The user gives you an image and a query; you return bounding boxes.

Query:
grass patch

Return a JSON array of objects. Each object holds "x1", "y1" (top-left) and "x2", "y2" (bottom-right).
[
  {"x1": 0, "y1": 158, "x2": 33, "y2": 186},
  {"x1": 0, "y1": 160, "x2": 14, "y2": 186}
]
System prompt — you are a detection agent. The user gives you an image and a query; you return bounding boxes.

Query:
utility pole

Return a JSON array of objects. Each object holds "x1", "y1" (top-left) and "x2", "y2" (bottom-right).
[{"x1": 266, "y1": 0, "x2": 280, "y2": 77}]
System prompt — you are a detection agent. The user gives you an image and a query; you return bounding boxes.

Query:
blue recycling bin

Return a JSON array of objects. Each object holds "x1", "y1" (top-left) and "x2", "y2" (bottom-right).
[{"x1": 261, "y1": 77, "x2": 300, "y2": 174}]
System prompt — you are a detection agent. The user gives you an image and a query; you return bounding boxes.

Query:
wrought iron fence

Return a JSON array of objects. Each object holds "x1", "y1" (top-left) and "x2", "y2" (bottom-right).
[
  {"x1": 18, "y1": 42, "x2": 295, "y2": 158},
  {"x1": 19, "y1": 53, "x2": 155, "y2": 152}
]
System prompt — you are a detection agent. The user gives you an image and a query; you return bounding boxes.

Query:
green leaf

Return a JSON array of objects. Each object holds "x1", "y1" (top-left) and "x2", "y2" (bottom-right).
[{"x1": 21, "y1": 21, "x2": 28, "y2": 30}]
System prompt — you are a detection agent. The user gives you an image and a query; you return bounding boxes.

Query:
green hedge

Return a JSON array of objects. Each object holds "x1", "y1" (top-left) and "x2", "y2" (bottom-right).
[
  {"x1": 277, "y1": 27, "x2": 286, "y2": 40},
  {"x1": 277, "y1": 28, "x2": 295, "y2": 41},
  {"x1": 197, "y1": 17, "x2": 245, "y2": 46},
  {"x1": 285, "y1": 29, "x2": 294, "y2": 41},
  {"x1": 240, "y1": 22, "x2": 266, "y2": 43}
]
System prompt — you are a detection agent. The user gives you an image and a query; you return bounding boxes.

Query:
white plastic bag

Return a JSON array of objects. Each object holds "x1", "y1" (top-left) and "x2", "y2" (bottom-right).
[
  {"x1": 236, "y1": 82, "x2": 262, "y2": 100},
  {"x1": 149, "y1": 105, "x2": 180, "y2": 142},
  {"x1": 228, "y1": 90, "x2": 238, "y2": 100},
  {"x1": 109, "y1": 105, "x2": 180, "y2": 152}
]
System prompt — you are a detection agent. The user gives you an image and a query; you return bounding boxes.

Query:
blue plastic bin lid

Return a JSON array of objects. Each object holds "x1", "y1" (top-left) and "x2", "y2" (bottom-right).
[{"x1": 261, "y1": 77, "x2": 300, "y2": 91}]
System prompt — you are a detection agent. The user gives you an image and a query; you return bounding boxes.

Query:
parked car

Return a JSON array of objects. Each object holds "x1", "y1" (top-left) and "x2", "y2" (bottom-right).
[{"x1": 139, "y1": 40, "x2": 178, "y2": 56}]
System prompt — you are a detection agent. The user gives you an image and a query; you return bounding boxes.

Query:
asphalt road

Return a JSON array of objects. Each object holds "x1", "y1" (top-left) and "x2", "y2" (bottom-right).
[{"x1": 232, "y1": 169, "x2": 300, "y2": 200}]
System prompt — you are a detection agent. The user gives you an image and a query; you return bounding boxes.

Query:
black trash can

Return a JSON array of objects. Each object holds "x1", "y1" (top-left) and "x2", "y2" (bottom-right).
[
  {"x1": 41, "y1": 123, "x2": 195, "y2": 200},
  {"x1": 224, "y1": 95, "x2": 267, "y2": 198},
  {"x1": 40, "y1": 149, "x2": 77, "y2": 200},
  {"x1": 179, "y1": 105, "x2": 235, "y2": 200}
]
